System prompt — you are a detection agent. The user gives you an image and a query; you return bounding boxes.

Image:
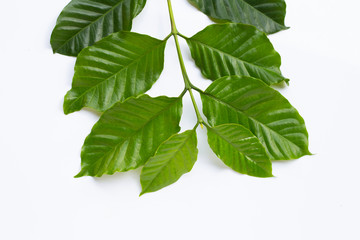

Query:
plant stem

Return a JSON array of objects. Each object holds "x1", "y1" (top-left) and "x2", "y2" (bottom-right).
[
  {"x1": 202, "y1": 121, "x2": 211, "y2": 129},
  {"x1": 167, "y1": 0, "x2": 177, "y2": 34},
  {"x1": 167, "y1": 0, "x2": 204, "y2": 125},
  {"x1": 190, "y1": 84, "x2": 204, "y2": 94}
]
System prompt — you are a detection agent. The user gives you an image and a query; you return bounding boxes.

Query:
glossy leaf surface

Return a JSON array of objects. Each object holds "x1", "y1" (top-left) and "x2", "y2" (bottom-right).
[
  {"x1": 201, "y1": 76, "x2": 310, "y2": 160},
  {"x1": 207, "y1": 124, "x2": 272, "y2": 177},
  {"x1": 188, "y1": 0, "x2": 287, "y2": 34},
  {"x1": 140, "y1": 130, "x2": 198, "y2": 195},
  {"x1": 75, "y1": 95, "x2": 182, "y2": 178},
  {"x1": 64, "y1": 32, "x2": 166, "y2": 114},
  {"x1": 51, "y1": 0, "x2": 146, "y2": 56},
  {"x1": 187, "y1": 23, "x2": 286, "y2": 85}
]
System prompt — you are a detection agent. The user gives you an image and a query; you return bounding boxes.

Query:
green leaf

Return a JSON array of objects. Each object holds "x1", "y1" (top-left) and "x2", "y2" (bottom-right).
[
  {"x1": 201, "y1": 76, "x2": 310, "y2": 160},
  {"x1": 207, "y1": 123, "x2": 272, "y2": 177},
  {"x1": 140, "y1": 130, "x2": 198, "y2": 195},
  {"x1": 186, "y1": 23, "x2": 287, "y2": 85},
  {"x1": 63, "y1": 32, "x2": 167, "y2": 114},
  {"x1": 51, "y1": 0, "x2": 146, "y2": 56},
  {"x1": 188, "y1": 0, "x2": 288, "y2": 34},
  {"x1": 75, "y1": 95, "x2": 183, "y2": 178}
]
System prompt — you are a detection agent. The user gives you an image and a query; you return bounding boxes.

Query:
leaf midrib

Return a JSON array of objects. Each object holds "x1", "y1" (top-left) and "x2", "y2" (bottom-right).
[
  {"x1": 236, "y1": 0, "x2": 285, "y2": 27},
  {"x1": 188, "y1": 37, "x2": 282, "y2": 79},
  {"x1": 142, "y1": 130, "x2": 195, "y2": 193},
  {"x1": 84, "y1": 97, "x2": 181, "y2": 172},
  {"x1": 208, "y1": 125, "x2": 270, "y2": 173},
  {"x1": 55, "y1": 0, "x2": 131, "y2": 52},
  {"x1": 67, "y1": 39, "x2": 166, "y2": 110},
  {"x1": 191, "y1": 0, "x2": 285, "y2": 28},
  {"x1": 202, "y1": 91, "x2": 302, "y2": 153}
]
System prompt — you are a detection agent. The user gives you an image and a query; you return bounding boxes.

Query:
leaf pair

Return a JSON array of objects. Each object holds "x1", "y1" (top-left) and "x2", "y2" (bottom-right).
[
  {"x1": 63, "y1": 23, "x2": 287, "y2": 115},
  {"x1": 75, "y1": 75, "x2": 310, "y2": 193},
  {"x1": 76, "y1": 95, "x2": 183, "y2": 177},
  {"x1": 201, "y1": 76, "x2": 310, "y2": 177},
  {"x1": 75, "y1": 94, "x2": 198, "y2": 195},
  {"x1": 51, "y1": 0, "x2": 288, "y2": 57}
]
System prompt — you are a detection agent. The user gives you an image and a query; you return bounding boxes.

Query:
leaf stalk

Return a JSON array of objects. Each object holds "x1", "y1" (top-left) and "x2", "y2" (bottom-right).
[{"x1": 167, "y1": 0, "x2": 204, "y2": 126}]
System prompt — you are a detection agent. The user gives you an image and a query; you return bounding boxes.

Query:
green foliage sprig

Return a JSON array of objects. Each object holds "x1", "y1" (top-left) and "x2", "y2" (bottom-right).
[{"x1": 51, "y1": 0, "x2": 310, "y2": 195}]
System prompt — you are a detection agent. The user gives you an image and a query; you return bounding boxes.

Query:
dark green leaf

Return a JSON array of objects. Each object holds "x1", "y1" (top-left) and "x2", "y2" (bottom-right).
[
  {"x1": 75, "y1": 95, "x2": 183, "y2": 178},
  {"x1": 201, "y1": 76, "x2": 310, "y2": 160},
  {"x1": 187, "y1": 23, "x2": 287, "y2": 85},
  {"x1": 207, "y1": 123, "x2": 272, "y2": 177},
  {"x1": 188, "y1": 0, "x2": 288, "y2": 34},
  {"x1": 63, "y1": 32, "x2": 167, "y2": 114},
  {"x1": 140, "y1": 130, "x2": 198, "y2": 195},
  {"x1": 51, "y1": 0, "x2": 146, "y2": 56}
]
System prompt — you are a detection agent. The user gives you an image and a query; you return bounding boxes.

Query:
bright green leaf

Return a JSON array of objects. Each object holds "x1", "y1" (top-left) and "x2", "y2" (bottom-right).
[
  {"x1": 201, "y1": 76, "x2": 310, "y2": 160},
  {"x1": 188, "y1": 0, "x2": 288, "y2": 34},
  {"x1": 186, "y1": 23, "x2": 287, "y2": 85},
  {"x1": 51, "y1": 0, "x2": 311, "y2": 193},
  {"x1": 63, "y1": 32, "x2": 167, "y2": 114},
  {"x1": 207, "y1": 123, "x2": 272, "y2": 177},
  {"x1": 140, "y1": 130, "x2": 198, "y2": 195},
  {"x1": 75, "y1": 95, "x2": 183, "y2": 178},
  {"x1": 51, "y1": 0, "x2": 146, "y2": 56}
]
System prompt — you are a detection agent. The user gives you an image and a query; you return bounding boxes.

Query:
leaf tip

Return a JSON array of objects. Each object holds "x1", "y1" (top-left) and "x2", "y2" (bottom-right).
[
  {"x1": 139, "y1": 189, "x2": 148, "y2": 197},
  {"x1": 63, "y1": 109, "x2": 71, "y2": 115},
  {"x1": 74, "y1": 174, "x2": 82, "y2": 178},
  {"x1": 74, "y1": 170, "x2": 85, "y2": 178},
  {"x1": 306, "y1": 150, "x2": 315, "y2": 156},
  {"x1": 259, "y1": 170, "x2": 274, "y2": 178}
]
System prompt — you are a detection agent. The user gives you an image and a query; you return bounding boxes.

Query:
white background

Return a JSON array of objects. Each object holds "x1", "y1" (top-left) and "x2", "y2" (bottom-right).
[{"x1": 1, "y1": 0, "x2": 360, "y2": 239}]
